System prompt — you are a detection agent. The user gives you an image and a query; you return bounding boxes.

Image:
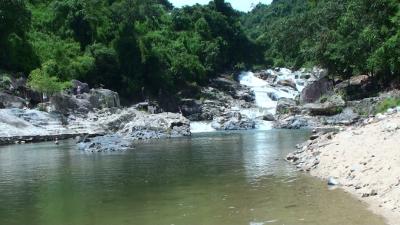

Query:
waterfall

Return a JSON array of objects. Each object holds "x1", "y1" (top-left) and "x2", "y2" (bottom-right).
[
  {"x1": 190, "y1": 121, "x2": 216, "y2": 133},
  {"x1": 190, "y1": 68, "x2": 309, "y2": 133}
]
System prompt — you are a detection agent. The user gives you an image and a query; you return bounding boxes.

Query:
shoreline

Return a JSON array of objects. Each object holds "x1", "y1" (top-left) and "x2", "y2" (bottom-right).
[
  {"x1": 288, "y1": 111, "x2": 400, "y2": 225},
  {"x1": 0, "y1": 133, "x2": 101, "y2": 146}
]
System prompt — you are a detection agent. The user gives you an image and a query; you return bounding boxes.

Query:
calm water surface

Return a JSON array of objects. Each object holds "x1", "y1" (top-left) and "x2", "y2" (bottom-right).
[{"x1": 0, "y1": 130, "x2": 385, "y2": 225}]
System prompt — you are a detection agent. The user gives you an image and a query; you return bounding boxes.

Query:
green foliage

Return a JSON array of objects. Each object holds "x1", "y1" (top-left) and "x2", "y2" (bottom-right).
[
  {"x1": 4, "y1": 0, "x2": 399, "y2": 103},
  {"x1": 376, "y1": 97, "x2": 400, "y2": 113},
  {"x1": 5, "y1": 0, "x2": 259, "y2": 101},
  {"x1": 0, "y1": 0, "x2": 39, "y2": 72},
  {"x1": 242, "y1": 0, "x2": 400, "y2": 80},
  {"x1": 28, "y1": 62, "x2": 71, "y2": 97}
]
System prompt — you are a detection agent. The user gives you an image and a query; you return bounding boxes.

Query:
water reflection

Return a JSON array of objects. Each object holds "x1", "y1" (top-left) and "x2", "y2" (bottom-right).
[{"x1": 0, "y1": 130, "x2": 386, "y2": 225}]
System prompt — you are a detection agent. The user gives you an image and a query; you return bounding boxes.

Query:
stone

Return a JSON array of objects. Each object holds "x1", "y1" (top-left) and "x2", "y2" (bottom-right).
[
  {"x1": 328, "y1": 177, "x2": 339, "y2": 186},
  {"x1": 50, "y1": 93, "x2": 92, "y2": 114},
  {"x1": 211, "y1": 112, "x2": 255, "y2": 130},
  {"x1": 262, "y1": 113, "x2": 275, "y2": 121},
  {"x1": 0, "y1": 92, "x2": 26, "y2": 109},
  {"x1": 387, "y1": 108, "x2": 396, "y2": 115},
  {"x1": 89, "y1": 88, "x2": 120, "y2": 109},
  {"x1": 303, "y1": 95, "x2": 345, "y2": 116},
  {"x1": 77, "y1": 135, "x2": 134, "y2": 152},
  {"x1": 71, "y1": 80, "x2": 90, "y2": 94},
  {"x1": 324, "y1": 108, "x2": 360, "y2": 125},
  {"x1": 312, "y1": 67, "x2": 328, "y2": 79},
  {"x1": 180, "y1": 99, "x2": 203, "y2": 120},
  {"x1": 376, "y1": 113, "x2": 387, "y2": 121},
  {"x1": 277, "y1": 79, "x2": 297, "y2": 90},
  {"x1": 276, "y1": 98, "x2": 298, "y2": 115},
  {"x1": 335, "y1": 75, "x2": 374, "y2": 101},
  {"x1": 300, "y1": 78, "x2": 334, "y2": 104}
]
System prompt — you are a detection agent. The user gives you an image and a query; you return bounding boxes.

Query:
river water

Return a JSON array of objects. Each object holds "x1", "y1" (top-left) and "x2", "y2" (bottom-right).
[{"x1": 0, "y1": 130, "x2": 385, "y2": 225}]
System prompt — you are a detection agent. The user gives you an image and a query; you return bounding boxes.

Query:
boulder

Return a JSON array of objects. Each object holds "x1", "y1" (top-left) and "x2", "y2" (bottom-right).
[
  {"x1": 276, "y1": 98, "x2": 298, "y2": 115},
  {"x1": 303, "y1": 95, "x2": 345, "y2": 116},
  {"x1": 254, "y1": 71, "x2": 277, "y2": 83},
  {"x1": 71, "y1": 80, "x2": 90, "y2": 94},
  {"x1": 77, "y1": 135, "x2": 134, "y2": 152},
  {"x1": 335, "y1": 75, "x2": 375, "y2": 100},
  {"x1": 89, "y1": 88, "x2": 120, "y2": 109},
  {"x1": 262, "y1": 113, "x2": 275, "y2": 121},
  {"x1": 212, "y1": 77, "x2": 237, "y2": 93},
  {"x1": 50, "y1": 93, "x2": 92, "y2": 114},
  {"x1": 234, "y1": 89, "x2": 255, "y2": 102},
  {"x1": 312, "y1": 67, "x2": 328, "y2": 79},
  {"x1": 118, "y1": 112, "x2": 191, "y2": 139},
  {"x1": 134, "y1": 101, "x2": 163, "y2": 114},
  {"x1": 180, "y1": 99, "x2": 203, "y2": 120},
  {"x1": 0, "y1": 92, "x2": 26, "y2": 108},
  {"x1": 300, "y1": 78, "x2": 334, "y2": 104},
  {"x1": 347, "y1": 97, "x2": 383, "y2": 116},
  {"x1": 274, "y1": 115, "x2": 319, "y2": 129},
  {"x1": 211, "y1": 112, "x2": 255, "y2": 130},
  {"x1": 277, "y1": 79, "x2": 297, "y2": 90},
  {"x1": 324, "y1": 108, "x2": 360, "y2": 125},
  {"x1": 199, "y1": 99, "x2": 225, "y2": 121}
]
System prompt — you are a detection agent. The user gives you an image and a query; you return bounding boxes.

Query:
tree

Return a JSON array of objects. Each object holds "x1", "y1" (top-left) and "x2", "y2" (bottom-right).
[
  {"x1": 0, "y1": 0, "x2": 38, "y2": 72},
  {"x1": 28, "y1": 61, "x2": 71, "y2": 100}
]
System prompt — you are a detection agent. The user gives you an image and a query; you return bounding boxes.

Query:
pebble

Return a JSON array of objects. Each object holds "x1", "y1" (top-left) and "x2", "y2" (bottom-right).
[
  {"x1": 328, "y1": 177, "x2": 339, "y2": 186},
  {"x1": 387, "y1": 108, "x2": 396, "y2": 115},
  {"x1": 376, "y1": 113, "x2": 387, "y2": 121}
]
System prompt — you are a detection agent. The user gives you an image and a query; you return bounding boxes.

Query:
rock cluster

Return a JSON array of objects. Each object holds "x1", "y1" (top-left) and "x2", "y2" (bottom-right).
[
  {"x1": 181, "y1": 75, "x2": 256, "y2": 127},
  {"x1": 211, "y1": 111, "x2": 255, "y2": 130}
]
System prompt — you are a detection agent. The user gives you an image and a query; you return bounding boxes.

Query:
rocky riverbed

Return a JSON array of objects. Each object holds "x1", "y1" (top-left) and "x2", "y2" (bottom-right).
[
  {"x1": 0, "y1": 75, "x2": 190, "y2": 151},
  {"x1": 1, "y1": 67, "x2": 398, "y2": 153},
  {"x1": 287, "y1": 107, "x2": 400, "y2": 225}
]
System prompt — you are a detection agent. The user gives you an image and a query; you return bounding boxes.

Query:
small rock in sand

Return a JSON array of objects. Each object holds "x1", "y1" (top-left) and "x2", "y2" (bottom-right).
[{"x1": 328, "y1": 177, "x2": 339, "y2": 186}]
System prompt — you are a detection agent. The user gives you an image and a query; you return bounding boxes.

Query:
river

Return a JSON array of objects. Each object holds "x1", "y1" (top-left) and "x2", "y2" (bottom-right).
[{"x1": 0, "y1": 130, "x2": 385, "y2": 225}]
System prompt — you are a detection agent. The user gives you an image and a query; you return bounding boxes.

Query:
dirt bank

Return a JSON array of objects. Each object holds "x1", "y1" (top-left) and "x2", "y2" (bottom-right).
[{"x1": 287, "y1": 110, "x2": 400, "y2": 225}]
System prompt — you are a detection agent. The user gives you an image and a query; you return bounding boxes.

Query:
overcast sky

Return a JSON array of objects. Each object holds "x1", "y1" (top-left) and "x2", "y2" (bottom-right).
[{"x1": 170, "y1": 0, "x2": 273, "y2": 12}]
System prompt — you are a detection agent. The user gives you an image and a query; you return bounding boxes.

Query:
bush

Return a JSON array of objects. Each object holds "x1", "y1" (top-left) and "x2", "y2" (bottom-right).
[
  {"x1": 376, "y1": 97, "x2": 400, "y2": 113},
  {"x1": 28, "y1": 62, "x2": 71, "y2": 100}
]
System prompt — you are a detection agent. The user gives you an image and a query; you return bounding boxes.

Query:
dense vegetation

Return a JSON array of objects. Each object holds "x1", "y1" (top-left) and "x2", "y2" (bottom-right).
[
  {"x1": 1, "y1": 0, "x2": 399, "y2": 102},
  {"x1": 0, "y1": 0, "x2": 259, "y2": 101},
  {"x1": 242, "y1": 0, "x2": 400, "y2": 81}
]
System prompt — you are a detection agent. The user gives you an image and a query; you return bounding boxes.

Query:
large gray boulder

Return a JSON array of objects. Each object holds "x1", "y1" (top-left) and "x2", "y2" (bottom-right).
[
  {"x1": 78, "y1": 135, "x2": 134, "y2": 152},
  {"x1": 277, "y1": 79, "x2": 297, "y2": 90},
  {"x1": 50, "y1": 88, "x2": 120, "y2": 115},
  {"x1": 276, "y1": 98, "x2": 298, "y2": 115},
  {"x1": 324, "y1": 108, "x2": 360, "y2": 125},
  {"x1": 303, "y1": 95, "x2": 345, "y2": 116},
  {"x1": 0, "y1": 92, "x2": 26, "y2": 108},
  {"x1": 117, "y1": 111, "x2": 191, "y2": 139},
  {"x1": 300, "y1": 78, "x2": 334, "y2": 104},
  {"x1": 180, "y1": 99, "x2": 203, "y2": 121},
  {"x1": 211, "y1": 112, "x2": 256, "y2": 130},
  {"x1": 50, "y1": 93, "x2": 92, "y2": 114},
  {"x1": 89, "y1": 88, "x2": 120, "y2": 109},
  {"x1": 335, "y1": 75, "x2": 374, "y2": 100},
  {"x1": 71, "y1": 80, "x2": 90, "y2": 94}
]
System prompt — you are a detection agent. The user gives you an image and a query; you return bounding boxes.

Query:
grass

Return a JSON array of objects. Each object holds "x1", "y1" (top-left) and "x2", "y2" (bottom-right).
[{"x1": 376, "y1": 97, "x2": 400, "y2": 114}]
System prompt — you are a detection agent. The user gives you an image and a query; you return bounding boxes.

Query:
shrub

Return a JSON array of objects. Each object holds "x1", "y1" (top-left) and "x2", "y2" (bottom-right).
[
  {"x1": 28, "y1": 62, "x2": 71, "y2": 100},
  {"x1": 376, "y1": 98, "x2": 400, "y2": 114}
]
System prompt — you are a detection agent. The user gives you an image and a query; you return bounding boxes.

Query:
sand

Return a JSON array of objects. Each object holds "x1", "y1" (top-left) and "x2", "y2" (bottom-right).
[{"x1": 288, "y1": 112, "x2": 400, "y2": 225}]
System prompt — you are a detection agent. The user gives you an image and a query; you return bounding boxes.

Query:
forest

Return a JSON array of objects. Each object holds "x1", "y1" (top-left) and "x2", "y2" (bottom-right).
[{"x1": 1, "y1": 0, "x2": 399, "y2": 101}]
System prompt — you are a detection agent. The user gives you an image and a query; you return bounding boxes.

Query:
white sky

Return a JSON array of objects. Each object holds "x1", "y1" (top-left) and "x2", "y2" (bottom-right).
[{"x1": 170, "y1": 0, "x2": 273, "y2": 12}]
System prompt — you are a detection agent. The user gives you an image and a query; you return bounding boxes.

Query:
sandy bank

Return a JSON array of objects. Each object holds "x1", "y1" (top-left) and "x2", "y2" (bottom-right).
[{"x1": 287, "y1": 110, "x2": 400, "y2": 225}]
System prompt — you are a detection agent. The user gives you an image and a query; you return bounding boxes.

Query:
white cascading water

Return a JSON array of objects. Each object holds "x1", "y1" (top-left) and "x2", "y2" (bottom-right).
[
  {"x1": 190, "y1": 68, "x2": 309, "y2": 133},
  {"x1": 190, "y1": 121, "x2": 216, "y2": 133}
]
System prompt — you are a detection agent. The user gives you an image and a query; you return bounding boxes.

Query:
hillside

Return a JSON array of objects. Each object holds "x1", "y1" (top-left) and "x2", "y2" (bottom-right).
[{"x1": 242, "y1": 0, "x2": 399, "y2": 82}]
